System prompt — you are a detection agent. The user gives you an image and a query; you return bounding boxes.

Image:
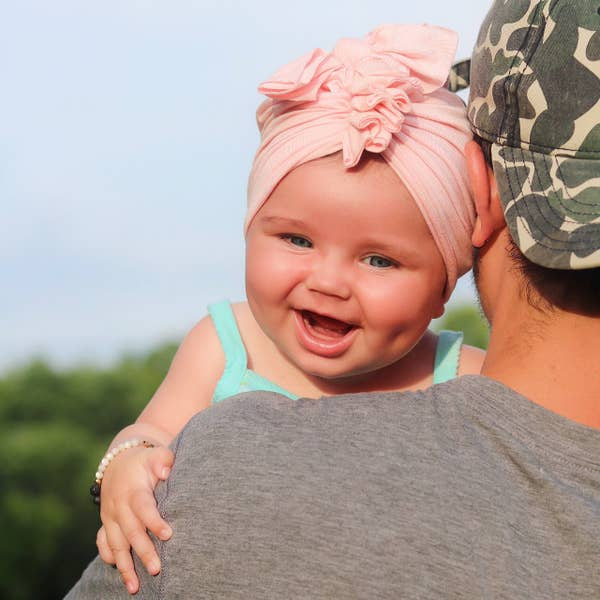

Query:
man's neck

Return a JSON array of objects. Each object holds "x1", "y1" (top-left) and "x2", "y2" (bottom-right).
[{"x1": 481, "y1": 288, "x2": 600, "y2": 429}]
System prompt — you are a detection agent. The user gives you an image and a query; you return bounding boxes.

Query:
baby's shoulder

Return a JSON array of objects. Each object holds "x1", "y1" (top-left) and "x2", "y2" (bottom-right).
[
  {"x1": 143, "y1": 310, "x2": 230, "y2": 419},
  {"x1": 186, "y1": 311, "x2": 222, "y2": 347},
  {"x1": 190, "y1": 301, "x2": 250, "y2": 339},
  {"x1": 194, "y1": 300, "x2": 260, "y2": 359},
  {"x1": 171, "y1": 311, "x2": 227, "y2": 379},
  {"x1": 457, "y1": 343, "x2": 486, "y2": 376}
]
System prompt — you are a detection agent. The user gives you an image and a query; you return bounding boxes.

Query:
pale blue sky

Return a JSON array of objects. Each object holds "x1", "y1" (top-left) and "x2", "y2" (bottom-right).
[{"x1": 1, "y1": 0, "x2": 490, "y2": 372}]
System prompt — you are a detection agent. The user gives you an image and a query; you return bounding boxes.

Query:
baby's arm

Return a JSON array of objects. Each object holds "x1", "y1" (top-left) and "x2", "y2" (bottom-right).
[{"x1": 97, "y1": 315, "x2": 225, "y2": 594}]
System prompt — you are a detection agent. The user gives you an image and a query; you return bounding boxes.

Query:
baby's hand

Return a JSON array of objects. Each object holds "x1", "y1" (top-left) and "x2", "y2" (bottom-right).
[{"x1": 96, "y1": 444, "x2": 174, "y2": 595}]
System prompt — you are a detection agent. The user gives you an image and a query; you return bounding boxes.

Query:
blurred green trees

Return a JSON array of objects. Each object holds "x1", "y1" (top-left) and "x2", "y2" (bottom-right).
[
  {"x1": 435, "y1": 302, "x2": 489, "y2": 349},
  {"x1": 0, "y1": 344, "x2": 177, "y2": 600},
  {"x1": 0, "y1": 304, "x2": 489, "y2": 598}
]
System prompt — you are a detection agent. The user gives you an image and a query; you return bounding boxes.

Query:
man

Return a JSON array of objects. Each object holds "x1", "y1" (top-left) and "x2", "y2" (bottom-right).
[{"x1": 67, "y1": 1, "x2": 600, "y2": 597}]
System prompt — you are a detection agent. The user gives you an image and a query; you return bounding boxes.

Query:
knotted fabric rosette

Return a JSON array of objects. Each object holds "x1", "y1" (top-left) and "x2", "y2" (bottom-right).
[{"x1": 246, "y1": 24, "x2": 475, "y2": 298}]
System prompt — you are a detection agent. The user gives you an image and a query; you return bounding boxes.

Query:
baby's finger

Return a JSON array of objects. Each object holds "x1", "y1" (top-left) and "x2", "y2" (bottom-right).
[
  {"x1": 105, "y1": 523, "x2": 139, "y2": 595},
  {"x1": 149, "y1": 446, "x2": 175, "y2": 480},
  {"x1": 96, "y1": 526, "x2": 116, "y2": 565},
  {"x1": 120, "y1": 505, "x2": 162, "y2": 577},
  {"x1": 132, "y1": 490, "x2": 172, "y2": 541}
]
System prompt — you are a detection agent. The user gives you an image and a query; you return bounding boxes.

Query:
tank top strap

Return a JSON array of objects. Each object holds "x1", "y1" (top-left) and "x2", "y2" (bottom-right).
[
  {"x1": 433, "y1": 330, "x2": 464, "y2": 384},
  {"x1": 208, "y1": 301, "x2": 249, "y2": 402}
]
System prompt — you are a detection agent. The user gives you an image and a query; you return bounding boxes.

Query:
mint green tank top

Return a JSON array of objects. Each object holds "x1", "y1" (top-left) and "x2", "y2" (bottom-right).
[{"x1": 209, "y1": 301, "x2": 463, "y2": 404}]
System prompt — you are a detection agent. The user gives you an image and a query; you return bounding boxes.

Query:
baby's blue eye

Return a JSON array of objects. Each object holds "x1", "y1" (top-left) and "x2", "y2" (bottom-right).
[
  {"x1": 284, "y1": 235, "x2": 312, "y2": 248},
  {"x1": 365, "y1": 255, "x2": 394, "y2": 268}
]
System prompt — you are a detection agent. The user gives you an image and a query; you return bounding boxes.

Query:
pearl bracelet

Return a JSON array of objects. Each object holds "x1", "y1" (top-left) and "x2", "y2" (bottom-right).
[{"x1": 90, "y1": 438, "x2": 155, "y2": 506}]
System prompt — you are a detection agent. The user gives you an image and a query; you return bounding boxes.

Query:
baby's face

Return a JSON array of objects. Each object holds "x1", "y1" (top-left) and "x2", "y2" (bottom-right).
[{"x1": 245, "y1": 153, "x2": 447, "y2": 381}]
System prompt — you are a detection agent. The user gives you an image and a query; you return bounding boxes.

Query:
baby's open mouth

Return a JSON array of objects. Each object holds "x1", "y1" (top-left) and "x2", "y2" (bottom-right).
[
  {"x1": 294, "y1": 309, "x2": 359, "y2": 358},
  {"x1": 301, "y1": 310, "x2": 355, "y2": 338}
]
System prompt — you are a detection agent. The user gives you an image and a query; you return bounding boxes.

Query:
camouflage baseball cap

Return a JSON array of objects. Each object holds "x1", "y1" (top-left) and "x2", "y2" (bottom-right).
[{"x1": 468, "y1": 0, "x2": 600, "y2": 269}]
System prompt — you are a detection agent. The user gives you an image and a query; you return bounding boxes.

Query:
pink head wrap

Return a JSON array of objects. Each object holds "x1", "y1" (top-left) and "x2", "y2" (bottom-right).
[{"x1": 246, "y1": 24, "x2": 475, "y2": 298}]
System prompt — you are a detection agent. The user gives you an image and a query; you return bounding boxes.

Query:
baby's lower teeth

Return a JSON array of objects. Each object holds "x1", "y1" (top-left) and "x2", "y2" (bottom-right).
[
  {"x1": 310, "y1": 322, "x2": 347, "y2": 336},
  {"x1": 303, "y1": 311, "x2": 351, "y2": 336}
]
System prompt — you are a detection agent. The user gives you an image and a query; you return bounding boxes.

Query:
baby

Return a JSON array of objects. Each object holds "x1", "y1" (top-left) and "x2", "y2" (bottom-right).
[{"x1": 93, "y1": 23, "x2": 484, "y2": 594}]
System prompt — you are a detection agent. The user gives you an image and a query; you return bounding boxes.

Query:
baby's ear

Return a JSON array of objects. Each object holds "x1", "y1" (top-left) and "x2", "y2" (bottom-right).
[{"x1": 465, "y1": 141, "x2": 504, "y2": 247}]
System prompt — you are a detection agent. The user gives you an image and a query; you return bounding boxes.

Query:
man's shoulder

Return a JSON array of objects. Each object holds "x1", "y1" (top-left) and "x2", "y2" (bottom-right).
[
  {"x1": 172, "y1": 377, "x2": 495, "y2": 462},
  {"x1": 179, "y1": 376, "x2": 494, "y2": 429}
]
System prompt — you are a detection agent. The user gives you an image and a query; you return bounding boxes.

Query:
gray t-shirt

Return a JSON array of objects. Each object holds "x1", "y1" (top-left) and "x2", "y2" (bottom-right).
[{"x1": 66, "y1": 375, "x2": 600, "y2": 599}]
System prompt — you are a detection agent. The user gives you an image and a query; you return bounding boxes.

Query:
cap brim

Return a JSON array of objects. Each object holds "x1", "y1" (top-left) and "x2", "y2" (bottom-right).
[{"x1": 491, "y1": 144, "x2": 600, "y2": 269}]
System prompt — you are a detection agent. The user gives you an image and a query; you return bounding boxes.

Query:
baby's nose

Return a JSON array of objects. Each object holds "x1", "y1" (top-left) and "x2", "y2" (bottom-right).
[{"x1": 304, "y1": 256, "x2": 351, "y2": 300}]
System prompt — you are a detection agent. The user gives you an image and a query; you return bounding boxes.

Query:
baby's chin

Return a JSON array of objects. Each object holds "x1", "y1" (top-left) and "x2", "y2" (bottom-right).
[{"x1": 299, "y1": 357, "x2": 403, "y2": 388}]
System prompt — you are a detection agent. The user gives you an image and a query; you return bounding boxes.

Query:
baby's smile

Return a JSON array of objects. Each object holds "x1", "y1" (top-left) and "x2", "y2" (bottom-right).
[
  {"x1": 292, "y1": 309, "x2": 359, "y2": 359},
  {"x1": 300, "y1": 310, "x2": 355, "y2": 339}
]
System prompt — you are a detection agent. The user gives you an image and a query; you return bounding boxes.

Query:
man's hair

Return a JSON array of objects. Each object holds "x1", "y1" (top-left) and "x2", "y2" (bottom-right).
[{"x1": 473, "y1": 134, "x2": 600, "y2": 316}]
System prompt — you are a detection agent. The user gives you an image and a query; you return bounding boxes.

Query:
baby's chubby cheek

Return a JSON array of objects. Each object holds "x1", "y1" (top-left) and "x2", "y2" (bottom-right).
[{"x1": 359, "y1": 276, "x2": 444, "y2": 333}]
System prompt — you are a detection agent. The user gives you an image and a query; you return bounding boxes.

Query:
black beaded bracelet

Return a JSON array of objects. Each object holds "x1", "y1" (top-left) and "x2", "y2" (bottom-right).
[{"x1": 90, "y1": 481, "x2": 101, "y2": 507}]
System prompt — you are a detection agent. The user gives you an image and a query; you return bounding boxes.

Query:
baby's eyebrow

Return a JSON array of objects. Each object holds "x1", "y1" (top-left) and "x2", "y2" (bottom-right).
[
  {"x1": 358, "y1": 234, "x2": 414, "y2": 253},
  {"x1": 258, "y1": 215, "x2": 307, "y2": 229}
]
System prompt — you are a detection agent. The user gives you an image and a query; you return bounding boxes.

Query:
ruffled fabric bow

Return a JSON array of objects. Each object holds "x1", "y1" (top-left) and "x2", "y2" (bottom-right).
[
  {"x1": 246, "y1": 24, "x2": 476, "y2": 298},
  {"x1": 259, "y1": 25, "x2": 457, "y2": 167}
]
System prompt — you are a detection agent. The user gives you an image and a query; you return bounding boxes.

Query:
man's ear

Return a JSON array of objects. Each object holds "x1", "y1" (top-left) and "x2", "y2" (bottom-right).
[{"x1": 465, "y1": 140, "x2": 504, "y2": 247}]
